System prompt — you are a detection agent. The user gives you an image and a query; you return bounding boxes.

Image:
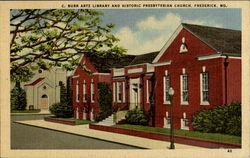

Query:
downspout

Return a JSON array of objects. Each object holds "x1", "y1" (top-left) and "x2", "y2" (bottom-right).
[{"x1": 224, "y1": 55, "x2": 229, "y2": 105}]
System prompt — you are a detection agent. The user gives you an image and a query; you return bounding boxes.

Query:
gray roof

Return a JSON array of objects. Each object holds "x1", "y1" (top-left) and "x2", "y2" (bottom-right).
[
  {"x1": 129, "y1": 51, "x2": 160, "y2": 65},
  {"x1": 182, "y1": 23, "x2": 241, "y2": 56},
  {"x1": 87, "y1": 54, "x2": 136, "y2": 73}
]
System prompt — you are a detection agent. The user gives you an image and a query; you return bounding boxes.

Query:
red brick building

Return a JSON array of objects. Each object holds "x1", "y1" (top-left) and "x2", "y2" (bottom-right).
[
  {"x1": 72, "y1": 23, "x2": 241, "y2": 130},
  {"x1": 72, "y1": 54, "x2": 135, "y2": 120},
  {"x1": 152, "y1": 23, "x2": 241, "y2": 129}
]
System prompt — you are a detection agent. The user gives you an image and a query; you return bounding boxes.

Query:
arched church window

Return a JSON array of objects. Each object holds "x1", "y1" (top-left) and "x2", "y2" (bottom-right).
[{"x1": 41, "y1": 94, "x2": 48, "y2": 98}]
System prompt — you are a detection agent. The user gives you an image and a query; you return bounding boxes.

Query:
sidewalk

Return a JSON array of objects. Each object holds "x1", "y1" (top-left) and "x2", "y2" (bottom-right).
[
  {"x1": 14, "y1": 120, "x2": 203, "y2": 149},
  {"x1": 11, "y1": 110, "x2": 51, "y2": 115}
]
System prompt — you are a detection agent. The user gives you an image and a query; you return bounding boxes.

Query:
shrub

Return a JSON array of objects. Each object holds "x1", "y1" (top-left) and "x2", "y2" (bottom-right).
[
  {"x1": 49, "y1": 102, "x2": 73, "y2": 118},
  {"x1": 95, "y1": 82, "x2": 112, "y2": 122},
  {"x1": 125, "y1": 108, "x2": 149, "y2": 126},
  {"x1": 11, "y1": 82, "x2": 27, "y2": 110},
  {"x1": 192, "y1": 101, "x2": 241, "y2": 136}
]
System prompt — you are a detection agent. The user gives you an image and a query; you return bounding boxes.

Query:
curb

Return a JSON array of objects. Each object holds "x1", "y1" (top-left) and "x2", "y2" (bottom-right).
[
  {"x1": 89, "y1": 124, "x2": 241, "y2": 149},
  {"x1": 11, "y1": 113, "x2": 52, "y2": 116},
  {"x1": 13, "y1": 121, "x2": 147, "y2": 149},
  {"x1": 44, "y1": 117, "x2": 75, "y2": 125}
]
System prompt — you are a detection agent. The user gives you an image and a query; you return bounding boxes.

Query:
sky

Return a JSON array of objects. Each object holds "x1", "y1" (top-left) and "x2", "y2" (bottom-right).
[{"x1": 98, "y1": 9, "x2": 241, "y2": 55}]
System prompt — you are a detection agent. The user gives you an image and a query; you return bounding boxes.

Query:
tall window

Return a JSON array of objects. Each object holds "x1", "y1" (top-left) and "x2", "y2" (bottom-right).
[
  {"x1": 146, "y1": 80, "x2": 149, "y2": 103},
  {"x1": 123, "y1": 82, "x2": 125, "y2": 102},
  {"x1": 83, "y1": 81, "x2": 86, "y2": 102},
  {"x1": 164, "y1": 76, "x2": 170, "y2": 103},
  {"x1": 181, "y1": 74, "x2": 188, "y2": 104},
  {"x1": 117, "y1": 82, "x2": 122, "y2": 102},
  {"x1": 91, "y1": 82, "x2": 94, "y2": 103},
  {"x1": 76, "y1": 81, "x2": 79, "y2": 102},
  {"x1": 113, "y1": 82, "x2": 116, "y2": 102},
  {"x1": 201, "y1": 72, "x2": 209, "y2": 104}
]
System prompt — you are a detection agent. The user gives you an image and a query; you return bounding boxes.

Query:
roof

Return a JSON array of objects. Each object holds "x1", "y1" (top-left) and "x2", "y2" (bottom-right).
[
  {"x1": 182, "y1": 23, "x2": 241, "y2": 56},
  {"x1": 24, "y1": 77, "x2": 45, "y2": 86},
  {"x1": 87, "y1": 54, "x2": 136, "y2": 73},
  {"x1": 129, "y1": 51, "x2": 160, "y2": 65}
]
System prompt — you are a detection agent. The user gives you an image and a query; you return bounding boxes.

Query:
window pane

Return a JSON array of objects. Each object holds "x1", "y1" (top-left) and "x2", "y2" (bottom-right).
[{"x1": 165, "y1": 76, "x2": 170, "y2": 101}]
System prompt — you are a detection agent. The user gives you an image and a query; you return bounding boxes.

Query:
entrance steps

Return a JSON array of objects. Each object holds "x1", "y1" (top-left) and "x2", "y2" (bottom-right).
[
  {"x1": 96, "y1": 110, "x2": 127, "y2": 126},
  {"x1": 96, "y1": 114, "x2": 115, "y2": 126}
]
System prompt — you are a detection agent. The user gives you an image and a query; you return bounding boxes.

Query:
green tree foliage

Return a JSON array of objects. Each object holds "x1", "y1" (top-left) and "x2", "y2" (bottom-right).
[
  {"x1": 10, "y1": 9, "x2": 126, "y2": 81},
  {"x1": 125, "y1": 108, "x2": 149, "y2": 126},
  {"x1": 192, "y1": 101, "x2": 241, "y2": 136},
  {"x1": 59, "y1": 82, "x2": 68, "y2": 104},
  {"x1": 11, "y1": 83, "x2": 27, "y2": 110},
  {"x1": 95, "y1": 82, "x2": 112, "y2": 122},
  {"x1": 49, "y1": 102, "x2": 73, "y2": 118}
]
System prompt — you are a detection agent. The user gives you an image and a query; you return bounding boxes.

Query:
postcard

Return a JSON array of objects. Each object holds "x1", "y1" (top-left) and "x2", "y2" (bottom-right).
[{"x1": 0, "y1": 1, "x2": 249, "y2": 158}]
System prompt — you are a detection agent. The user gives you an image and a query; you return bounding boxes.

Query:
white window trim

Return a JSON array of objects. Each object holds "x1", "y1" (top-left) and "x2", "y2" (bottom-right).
[
  {"x1": 164, "y1": 112, "x2": 171, "y2": 128},
  {"x1": 146, "y1": 80, "x2": 149, "y2": 103},
  {"x1": 91, "y1": 81, "x2": 94, "y2": 103},
  {"x1": 83, "y1": 80, "x2": 86, "y2": 103},
  {"x1": 76, "y1": 81, "x2": 79, "y2": 103},
  {"x1": 76, "y1": 107, "x2": 79, "y2": 119},
  {"x1": 113, "y1": 82, "x2": 116, "y2": 102},
  {"x1": 180, "y1": 74, "x2": 189, "y2": 105},
  {"x1": 200, "y1": 73, "x2": 210, "y2": 105},
  {"x1": 181, "y1": 112, "x2": 189, "y2": 130},
  {"x1": 117, "y1": 82, "x2": 122, "y2": 103},
  {"x1": 163, "y1": 76, "x2": 170, "y2": 104},
  {"x1": 123, "y1": 82, "x2": 125, "y2": 102}
]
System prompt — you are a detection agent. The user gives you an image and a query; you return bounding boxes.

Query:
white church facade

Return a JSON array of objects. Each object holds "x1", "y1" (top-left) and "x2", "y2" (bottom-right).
[{"x1": 12, "y1": 68, "x2": 67, "y2": 111}]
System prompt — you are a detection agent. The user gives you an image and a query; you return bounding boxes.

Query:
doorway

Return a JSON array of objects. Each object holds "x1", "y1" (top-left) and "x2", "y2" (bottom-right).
[
  {"x1": 129, "y1": 78, "x2": 140, "y2": 110},
  {"x1": 41, "y1": 94, "x2": 49, "y2": 109}
]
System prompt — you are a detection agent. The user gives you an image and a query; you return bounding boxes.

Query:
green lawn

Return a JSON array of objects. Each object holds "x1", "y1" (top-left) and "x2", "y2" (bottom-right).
[
  {"x1": 57, "y1": 118, "x2": 96, "y2": 125},
  {"x1": 11, "y1": 109, "x2": 41, "y2": 113},
  {"x1": 113, "y1": 124, "x2": 241, "y2": 145}
]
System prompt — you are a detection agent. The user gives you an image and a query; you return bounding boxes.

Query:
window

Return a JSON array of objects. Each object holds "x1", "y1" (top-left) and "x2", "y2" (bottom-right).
[
  {"x1": 181, "y1": 74, "x2": 188, "y2": 104},
  {"x1": 83, "y1": 81, "x2": 86, "y2": 102},
  {"x1": 76, "y1": 81, "x2": 79, "y2": 102},
  {"x1": 117, "y1": 82, "x2": 122, "y2": 102},
  {"x1": 164, "y1": 112, "x2": 171, "y2": 128},
  {"x1": 164, "y1": 76, "x2": 170, "y2": 102},
  {"x1": 113, "y1": 82, "x2": 116, "y2": 102},
  {"x1": 201, "y1": 72, "x2": 209, "y2": 105},
  {"x1": 181, "y1": 112, "x2": 189, "y2": 130},
  {"x1": 146, "y1": 80, "x2": 149, "y2": 103},
  {"x1": 123, "y1": 82, "x2": 125, "y2": 102},
  {"x1": 91, "y1": 81, "x2": 94, "y2": 103},
  {"x1": 179, "y1": 37, "x2": 188, "y2": 53},
  {"x1": 163, "y1": 76, "x2": 170, "y2": 104},
  {"x1": 182, "y1": 119, "x2": 189, "y2": 128}
]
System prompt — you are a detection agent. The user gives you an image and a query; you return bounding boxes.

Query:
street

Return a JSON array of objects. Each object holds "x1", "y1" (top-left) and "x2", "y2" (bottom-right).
[{"x1": 11, "y1": 114, "x2": 140, "y2": 149}]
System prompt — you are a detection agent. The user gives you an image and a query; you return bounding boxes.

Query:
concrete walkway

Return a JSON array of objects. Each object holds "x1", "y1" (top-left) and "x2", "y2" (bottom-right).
[
  {"x1": 15, "y1": 120, "x2": 203, "y2": 149},
  {"x1": 11, "y1": 111, "x2": 51, "y2": 115}
]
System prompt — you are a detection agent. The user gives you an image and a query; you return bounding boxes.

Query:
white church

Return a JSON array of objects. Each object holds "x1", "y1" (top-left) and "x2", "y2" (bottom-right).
[{"x1": 12, "y1": 67, "x2": 67, "y2": 111}]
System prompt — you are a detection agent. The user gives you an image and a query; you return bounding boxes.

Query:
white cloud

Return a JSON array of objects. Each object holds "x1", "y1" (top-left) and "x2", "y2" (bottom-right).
[
  {"x1": 115, "y1": 13, "x2": 224, "y2": 55},
  {"x1": 136, "y1": 13, "x2": 181, "y2": 31}
]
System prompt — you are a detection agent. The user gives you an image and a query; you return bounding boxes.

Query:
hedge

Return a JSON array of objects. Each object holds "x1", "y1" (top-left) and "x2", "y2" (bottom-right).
[{"x1": 192, "y1": 101, "x2": 241, "y2": 136}]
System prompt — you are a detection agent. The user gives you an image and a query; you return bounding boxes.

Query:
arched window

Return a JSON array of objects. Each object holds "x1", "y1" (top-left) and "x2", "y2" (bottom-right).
[{"x1": 41, "y1": 94, "x2": 48, "y2": 98}]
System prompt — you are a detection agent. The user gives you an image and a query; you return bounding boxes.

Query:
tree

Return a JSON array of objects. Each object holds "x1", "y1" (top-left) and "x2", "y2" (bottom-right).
[
  {"x1": 95, "y1": 82, "x2": 112, "y2": 122},
  {"x1": 10, "y1": 9, "x2": 126, "y2": 81},
  {"x1": 59, "y1": 82, "x2": 68, "y2": 104},
  {"x1": 11, "y1": 82, "x2": 27, "y2": 110}
]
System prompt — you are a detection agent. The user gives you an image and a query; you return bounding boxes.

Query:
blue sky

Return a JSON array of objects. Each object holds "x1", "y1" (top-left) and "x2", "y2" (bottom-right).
[{"x1": 98, "y1": 9, "x2": 241, "y2": 55}]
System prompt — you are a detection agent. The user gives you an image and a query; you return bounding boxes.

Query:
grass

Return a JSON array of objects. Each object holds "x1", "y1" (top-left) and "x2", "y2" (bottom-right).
[
  {"x1": 56, "y1": 118, "x2": 96, "y2": 125},
  {"x1": 113, "y1": 124, "x2": 241, "y2": 145},
  {"x1": 11, "y1": 109, "x2": 41, "y2": 113}
]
